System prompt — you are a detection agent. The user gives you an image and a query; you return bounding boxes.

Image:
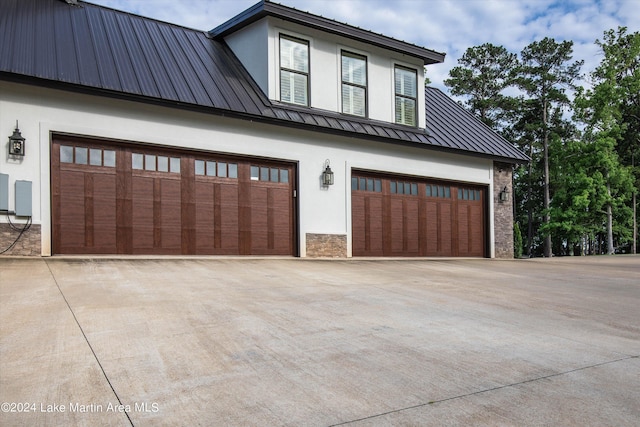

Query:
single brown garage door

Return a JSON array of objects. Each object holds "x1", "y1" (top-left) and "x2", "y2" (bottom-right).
[
  {"x1": 352, "y1": 172, "x2": 486, "y2": 257},
  {"x1": 51, "y1": 136, "x2": 296, "y2": 255}
]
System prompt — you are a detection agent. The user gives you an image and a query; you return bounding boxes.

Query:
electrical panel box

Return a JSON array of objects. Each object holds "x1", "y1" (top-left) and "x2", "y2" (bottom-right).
[
  {"x1": 15, "y1": 180, "x2": 32, "y2": 217},
  {"x1": 0, "y1": 173, "x2": 8, "y2": 211}
]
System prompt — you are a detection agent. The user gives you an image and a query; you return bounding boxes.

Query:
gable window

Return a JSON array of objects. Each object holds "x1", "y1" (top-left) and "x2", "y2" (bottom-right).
[
  {"x1": 394, "y1": 65, "x2": 417, "y2": 126},
  {"x1": 280, "y1": 35, "x2": 309, "y2": 106},
  {"x1": 341, "y1": 51, "x2": 367, "y2": 117}
]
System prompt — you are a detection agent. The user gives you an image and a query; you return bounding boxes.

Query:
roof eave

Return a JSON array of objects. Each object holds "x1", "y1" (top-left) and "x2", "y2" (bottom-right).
[
  {"x1": 209, "y1": 1, "x2": 445, "y2": 65},
  {"x1": 1, "y1": 73, "x2": 526, "y2": 164}
]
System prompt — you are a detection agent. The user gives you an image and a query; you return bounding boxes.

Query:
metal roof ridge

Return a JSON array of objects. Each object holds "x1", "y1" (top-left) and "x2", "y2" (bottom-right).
[
  {"x1": 81, "y1": 0, "x2": 209, "y2": 34},
  {"x1": 209, "y1": 0, "x2": 445, "y2": 65}
]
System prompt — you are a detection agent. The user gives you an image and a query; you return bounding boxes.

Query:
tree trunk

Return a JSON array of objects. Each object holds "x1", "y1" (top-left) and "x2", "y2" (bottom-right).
[
  {"x1": 633, "y1": 150, "x2": 637, "y2": 255},
  {"x1": 633, "y1": 190, "x2": 637, "y2": 255},
  {"x1": 527, "y1": 144, "x2": 534, "y2": 257},
  {"x1": 607, "y1": 180, "x2": 614, "y2": 255},
  {"x1": 543, "y1": 100, "x2": 552, "y2": 257}
]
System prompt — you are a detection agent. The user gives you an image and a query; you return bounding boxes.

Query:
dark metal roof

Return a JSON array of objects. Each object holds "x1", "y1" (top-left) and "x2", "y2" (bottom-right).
[
  {"x1": 0, "y1": 0, "x2": 271, "y2": 116},
  {"x1": 210, "y1": 1, "x2": 446, "y2": 66},
  {"x1": 425, "y1": 87, "x2": 529, "y2": 163},
  {"x1": 0, "y1": 0, "x2": 527, "y2": 164}
]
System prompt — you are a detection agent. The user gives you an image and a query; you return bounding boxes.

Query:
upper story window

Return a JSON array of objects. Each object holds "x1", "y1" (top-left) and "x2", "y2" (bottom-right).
[
  {"x1": 280, "y1": 35, "x2": 309, "y2": 106},
  {"x1": 394, "y1": 65, "x2": 417, "y2": 126},
  {"x1": 341, "y1": 51, "x2": 367, "y2": 117}
]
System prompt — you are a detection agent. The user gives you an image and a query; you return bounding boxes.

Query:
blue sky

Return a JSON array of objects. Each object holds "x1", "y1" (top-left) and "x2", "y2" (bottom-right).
[{"x1": 88, "y1": 0, "x2": 639, "y2": 94}]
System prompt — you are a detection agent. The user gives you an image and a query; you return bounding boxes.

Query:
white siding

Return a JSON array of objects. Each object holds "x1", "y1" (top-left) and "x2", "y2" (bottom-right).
[{"x1": 1, "y1": 81, "x2": 494, "y2": 257}]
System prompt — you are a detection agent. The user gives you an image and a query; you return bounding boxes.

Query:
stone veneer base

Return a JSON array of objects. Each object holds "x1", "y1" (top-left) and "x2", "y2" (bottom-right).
[
  {"x1": 0, "y1": 223, "x2": 41, "y2": 256},
  {"x1": 305, "y1": 233, "x2": 347, "y2": 258}
]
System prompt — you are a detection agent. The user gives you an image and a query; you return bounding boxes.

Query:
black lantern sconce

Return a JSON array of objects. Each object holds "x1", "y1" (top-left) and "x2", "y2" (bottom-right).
[
  {"x1": 499, "y1": 186, "x2": 509, "y2": 203},
  {"x1": 8, "y1": 121, "x2": 25, "y2": 157},
  {"x1": 322, "y1": 159, "x2": 334, "y2": 186}
]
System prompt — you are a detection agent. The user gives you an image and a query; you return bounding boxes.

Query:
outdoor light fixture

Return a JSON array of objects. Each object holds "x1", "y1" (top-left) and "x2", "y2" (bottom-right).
[
  {"x1": 499, "y1": 186, "x2": 509, "y2": 202},
  {"x1": 322, "y1": 159, "x2": 334, "y2": 186},
  {"x1": 8, "y1": 121, "x2": 25, "y2": 157}
]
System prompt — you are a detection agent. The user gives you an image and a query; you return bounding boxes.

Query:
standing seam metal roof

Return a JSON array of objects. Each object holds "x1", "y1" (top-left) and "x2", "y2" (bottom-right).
[{"x1": 0, "y1": 0, "x2": 528, "y2": 164}]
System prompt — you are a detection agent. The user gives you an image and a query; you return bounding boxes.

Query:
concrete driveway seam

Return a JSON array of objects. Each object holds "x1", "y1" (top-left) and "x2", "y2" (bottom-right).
[
  {"x1": 328, "y1": 354, "x2": 640, "y2": 426},
  {"x1": 43, "y1": 259, "x2": 135, "y2": 427}
]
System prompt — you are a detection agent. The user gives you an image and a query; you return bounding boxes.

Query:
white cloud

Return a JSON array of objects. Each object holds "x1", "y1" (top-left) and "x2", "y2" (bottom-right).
[{"x1": 87, "y1": 0, "x2": 635, "y2": 93}]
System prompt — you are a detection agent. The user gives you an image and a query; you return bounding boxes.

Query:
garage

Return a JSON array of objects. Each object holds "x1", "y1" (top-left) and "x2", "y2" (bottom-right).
[
  {"x1": 51, "y1": 136, "x2": 296, "y2": 255},
  {"x1": 351, "y1": 171, "x2": 486, "y2": 257}
]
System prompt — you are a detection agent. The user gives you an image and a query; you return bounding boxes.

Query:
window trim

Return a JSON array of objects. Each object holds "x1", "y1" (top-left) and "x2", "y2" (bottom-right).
[
  {"x1": 341, "y1": 50, "x2": 368, "y2": 117},
  {"x1": 394, "y1": 64, "x2": 418, "y2": 127},
  {"x1": 279, "y1": 34, "x2": 310, "y2": 106}
]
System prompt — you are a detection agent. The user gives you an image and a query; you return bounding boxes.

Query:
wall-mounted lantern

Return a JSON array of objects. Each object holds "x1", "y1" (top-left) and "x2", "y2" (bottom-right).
[
  {"x1": 8, "y1": 121, "x2": 25, "y2": 157},
  {"x1": 322, "y1": 159, "x2": 334, "y2": 186},
  {"x1": 499, "y1": 186, "x2": 509, "y2": 203}
]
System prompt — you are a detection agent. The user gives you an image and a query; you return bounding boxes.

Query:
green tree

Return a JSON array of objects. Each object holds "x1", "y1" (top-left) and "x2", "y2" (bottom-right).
[
  {"x1": 574, "y1": 27, "x2": 639, "y2": 254},
  {"x1": 444, "y1": 43, "x2": 518, "y2": 131},
  {"x1": 545, "y1": 135, "x2": 633, "y2": 255},
  {"x1": 516, "y1": 38, "x2": 583, "y2": 257},
  {"x1": 514, "y1": 222, "x2": 523, "y2": 258}
]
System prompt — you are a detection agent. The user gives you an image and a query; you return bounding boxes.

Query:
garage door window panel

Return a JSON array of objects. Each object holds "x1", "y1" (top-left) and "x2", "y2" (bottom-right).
[
  {"x1": 133, "y1": 152, "x2": 180, "y2": 173},
  {"x1": 61, "y1": 145, "x2": 116, "y2": 168},
  {"x1": 352, "y1": 176, "x2": 381, "y2": 192}
]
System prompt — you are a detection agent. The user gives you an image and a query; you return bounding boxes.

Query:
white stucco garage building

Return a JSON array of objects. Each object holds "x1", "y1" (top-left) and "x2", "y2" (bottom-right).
[{"x1": 0, "y1": 0, "x2": 528, "y2": 258}]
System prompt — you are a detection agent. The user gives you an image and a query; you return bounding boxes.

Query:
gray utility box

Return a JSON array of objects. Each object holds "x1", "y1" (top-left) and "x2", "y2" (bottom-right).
[
  {"x1": 15, "y1": 180, "x2": 32, "y2": 217},
  {"x1": 0, "y1": 173, "x2": 8, "y2": 211}
]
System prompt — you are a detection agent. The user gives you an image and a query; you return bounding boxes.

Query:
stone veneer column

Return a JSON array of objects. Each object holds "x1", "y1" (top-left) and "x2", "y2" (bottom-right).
[
  {"x1": 0, "y1": 224, "x2": 41, "y2": 256},
  {"x1": 305, "y1": 233, "x2": 347, "y2": 258},
  {"x1": 493, "y1": 162, "x2": 514, "y2": 258}
]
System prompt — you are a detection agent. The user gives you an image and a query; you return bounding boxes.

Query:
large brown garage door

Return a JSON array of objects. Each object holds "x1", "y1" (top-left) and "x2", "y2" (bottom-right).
[
  {"x1": 352, "y1": 172, "x2": 486, "y2": 257},
  {"x1": 51, "y1": 136, "x2": 296, "y2": 255}
]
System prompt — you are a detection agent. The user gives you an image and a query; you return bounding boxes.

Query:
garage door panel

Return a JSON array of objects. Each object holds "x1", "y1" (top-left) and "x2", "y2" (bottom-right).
[
  {"x1": 195, "y1": 181, "x2": 215, "y2": 253},
  {"x1": 132, "y1": 177, "x2": 154, "y2": 251},
  {"x1": 91, "y1": 173, "x2": 117, "y2": 252},
  {"x1": 219, "y1": 183, "x2": 240, "y2": 253},
  {"x1": 457, "y1": 204, "x2": 469, "y2": 255},
  {"x1": 270, "y1": 187, "x2": 291, "y2": 253},
  {"x1": 160, "y1": 178, "x2": 182, "y2": 251},
  {"x1": 352, "y1": 172, "x2": 485, "y2": 257},
  {"x1": 406, "y1": 199, "x2": 419, "y2": 254},
  {"x1": 250, "y1": 186, "x2": 268, "y2": 253},
  {"x1": 53, "y1": 138, "x2": 295, "y2": 256},
  {"x1": 351, "y1": 195, "x2": 365, "y2": 254},
  {"x1": 390, "y1": 198, "x2": 404, "y2": 253},
  {"x1": 440, "y1": 202, "x2": 452, "y2": 255},
  {"x1": 58, "y1": 171, "x2": 86, "y2": 252},
  {"x1": 470, "y1": 204, "x2": 484, "y2": 256},
  {"x1": 194, "y1": 181, "x2": 240, "y2": 254},
  {"x1": 367, "y1": 196, "x2": 384, "y2": 255},
  {"x1": 425, "y1": 201, "x2": 438, "y2": 255}
]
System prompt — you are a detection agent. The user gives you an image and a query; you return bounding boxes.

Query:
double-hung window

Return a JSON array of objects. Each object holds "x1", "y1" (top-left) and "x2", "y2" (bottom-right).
[
  {"x1": 394, "y1": 65, "x2": 417, "y2": 126},
  {"x1": 280, "y1": 35, "x2": 309, "y2": 106},
  {"x1": 341, "y1": 51, "x2": 367, "y2": 117}
]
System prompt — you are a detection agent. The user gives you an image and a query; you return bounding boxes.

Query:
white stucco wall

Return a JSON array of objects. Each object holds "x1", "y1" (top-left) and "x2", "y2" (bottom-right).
[
  {"x1": 0, "y1": 81, "x2": 494, "y2": 257},
  {"x1": 224, "y1": 19, "x2": 270, "y2": 95},
  {"x1": 225, "y1": 17, "x2": 427, "y2": 128}
]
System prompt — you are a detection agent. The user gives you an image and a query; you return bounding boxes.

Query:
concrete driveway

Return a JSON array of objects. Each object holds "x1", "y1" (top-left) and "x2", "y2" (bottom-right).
[{"x1": 1, "y1": 256, "x2": 639, "y2": 426}]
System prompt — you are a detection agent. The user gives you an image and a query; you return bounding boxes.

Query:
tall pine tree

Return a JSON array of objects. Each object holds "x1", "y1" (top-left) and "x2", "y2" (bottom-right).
[{"x1": 516, "y1": 38, "x2": 583, "y2": 257}]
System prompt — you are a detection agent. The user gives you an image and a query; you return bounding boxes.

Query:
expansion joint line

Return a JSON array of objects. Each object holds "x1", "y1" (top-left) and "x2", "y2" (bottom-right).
[
  {"x1": 45, "y1": 260, "x2": 135, "y2": 427},
  {"x1": 329, "y1": 354, "x2": 639, "y2": 426}
]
